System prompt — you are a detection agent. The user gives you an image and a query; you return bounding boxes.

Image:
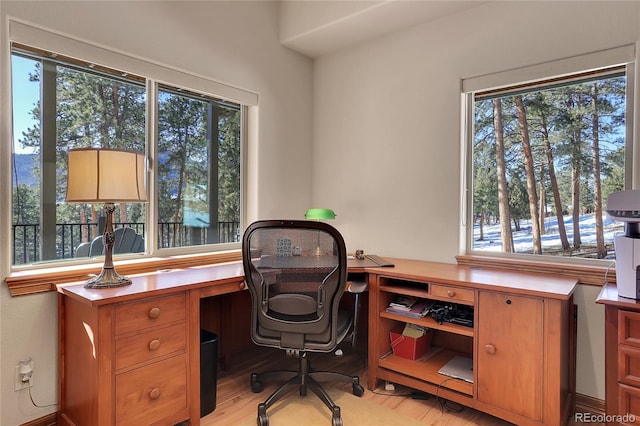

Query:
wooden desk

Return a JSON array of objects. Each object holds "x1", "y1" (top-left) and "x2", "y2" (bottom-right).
[
  {"x1": 56, "y1": 258, "x2": 577, "y2": 426},
  {"x1": 365, "y1": 259, "x2": 577, "y2": 426},
  {"x1": 56, "y1": 262, "x2": 246, "y2": 426}
]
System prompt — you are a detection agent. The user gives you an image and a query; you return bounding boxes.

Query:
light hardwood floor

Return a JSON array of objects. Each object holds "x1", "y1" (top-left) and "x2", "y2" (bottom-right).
[
  {"x1": 202, "y1": 345, "x2": 517, "y2": 426},
  {"x1": 202, "y1": 345, "x2": 601, "y2": 426}
]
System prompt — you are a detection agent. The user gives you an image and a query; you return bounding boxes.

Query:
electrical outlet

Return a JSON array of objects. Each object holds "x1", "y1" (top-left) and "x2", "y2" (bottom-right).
[{"x1": 14, "y1": 359, "x2": 33, "y2": 391}]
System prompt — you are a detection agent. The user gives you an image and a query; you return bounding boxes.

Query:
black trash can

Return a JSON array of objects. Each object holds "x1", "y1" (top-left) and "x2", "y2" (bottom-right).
[{"x1": 200, "y1": 329, "x2": 218, "y2": 417}]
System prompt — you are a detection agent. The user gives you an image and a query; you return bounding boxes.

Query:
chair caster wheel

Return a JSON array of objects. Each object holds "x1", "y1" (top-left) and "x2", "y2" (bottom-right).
[
  {"x1": 330, "y1": 406, "x2": 343, "y2": 426},
  {"x1": 257, "y1": 403, "x2": 269, "y2": 425},
  {"x1": 257, "y1": 413, "x2": 269, "y2": 426},
  {"x1": 251, "y1": 373, "x2": 263, "y2": 393},
  {"x1": 352, "y1": 383, "x2": 364, "y2": 397}
]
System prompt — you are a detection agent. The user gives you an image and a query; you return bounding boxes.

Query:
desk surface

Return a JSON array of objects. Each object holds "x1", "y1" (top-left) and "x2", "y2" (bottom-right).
[
  {"x1": 57, "y1": 257, "x2": 577, "y2": 305},
  {"x1": 596, "y1": 282, "x2": 640, "y2": 307},
  {"x1": 57, "y1": 261, "x2": 245, "y2": 305}
]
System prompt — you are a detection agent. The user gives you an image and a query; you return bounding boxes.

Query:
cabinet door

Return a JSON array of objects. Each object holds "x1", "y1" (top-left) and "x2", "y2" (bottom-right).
[{"x1": 477, "y1": 291, "x2": 543, "y2": 422}]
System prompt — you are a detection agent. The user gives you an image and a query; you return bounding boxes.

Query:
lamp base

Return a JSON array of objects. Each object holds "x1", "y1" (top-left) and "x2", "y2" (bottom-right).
[{"x1": 84, "y1": 266, "x2": 132, "y2": 289}]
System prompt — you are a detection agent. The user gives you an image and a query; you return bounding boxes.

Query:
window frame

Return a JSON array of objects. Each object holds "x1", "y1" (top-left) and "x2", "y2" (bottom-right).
[
  {"x1": 460, "y1": 45, "x2": 638, "y2": 278},
  {"x1": 151, "y1": 81, "x2": 246, "y2": 256},
  {"x1": 5, "y1": 21, "x2": 253, "y2": 293}
]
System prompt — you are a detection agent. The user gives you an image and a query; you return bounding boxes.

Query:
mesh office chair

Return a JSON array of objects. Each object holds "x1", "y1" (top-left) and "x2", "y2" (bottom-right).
[{"x1": 242, "y1": 220, "x2": 365, "y2": 426}]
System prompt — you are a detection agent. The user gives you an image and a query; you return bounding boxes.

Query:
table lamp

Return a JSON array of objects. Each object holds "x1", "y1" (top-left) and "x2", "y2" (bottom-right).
[
  {"x1": 305, "y1": 208, "x2": 336, "y2": 255},
  {"x1": 66, "y1": 148, "x2": 147, "y2": 289}
]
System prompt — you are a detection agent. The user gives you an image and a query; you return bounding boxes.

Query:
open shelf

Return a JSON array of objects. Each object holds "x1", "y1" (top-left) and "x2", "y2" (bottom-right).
[
  {"x1": 379, "y1": 347, "x2": 473, "y2": 396},
  {"x1": 380, "y1": 311, "x2": 474, "y2": 337}
]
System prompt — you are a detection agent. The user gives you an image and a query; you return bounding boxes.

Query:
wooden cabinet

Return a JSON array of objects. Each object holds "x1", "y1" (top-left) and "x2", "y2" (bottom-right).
[
  {"x1": 597, "y1": 285, "x2": 640, "y2": 425},
  {"x1": 58, "y1": 292, "x2": 191, "y2": 426},
  {"x1": 56, "y1": 262, "x2": 247, "y2": 426},
  {"x1": 367, "y1": 259, "x2": 577, "y2": 426}
]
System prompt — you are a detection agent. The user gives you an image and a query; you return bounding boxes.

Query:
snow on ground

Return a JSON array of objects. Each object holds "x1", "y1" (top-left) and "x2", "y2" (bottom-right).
[{"x1": 473, "y1": 213, "x2": 624, "y2": 255}]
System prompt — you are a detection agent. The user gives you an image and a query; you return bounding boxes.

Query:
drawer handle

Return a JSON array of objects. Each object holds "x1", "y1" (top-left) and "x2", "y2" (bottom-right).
[
  {"x1": 149, "y1": 387, "x2": 161, "y2": 400},
  {"x1": 240, "y1": 281, "x2": 246, "y2": 290},
  {"x1": 149, "y1": 339, "x2": 161, "y2": 351},
  {"x1": 485, "y1": 344, "x2": 496, "y2": 355},
  {"x1": 447, "y1": 290, "x2": 455, "y2": 297},
  {"x1": 148, "y1": 307, "x2": 160, "y2": 319}
]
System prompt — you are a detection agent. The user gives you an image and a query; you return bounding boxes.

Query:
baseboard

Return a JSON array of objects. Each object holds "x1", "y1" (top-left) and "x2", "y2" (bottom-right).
[
  {"x1": 576, "y1": 392, "x2": 606, "y2": 416},
  {"x1": 20, "y1": 412, "x2": 56, "y2": 426},
  {"x1": 20, "y1": 394, "x2": 606, "y2": 425}
]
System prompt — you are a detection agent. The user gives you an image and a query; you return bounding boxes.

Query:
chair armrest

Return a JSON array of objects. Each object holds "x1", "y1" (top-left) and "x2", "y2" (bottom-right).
[{"x1": 347, "y1": 280, "x2": 368, "y2": 294}]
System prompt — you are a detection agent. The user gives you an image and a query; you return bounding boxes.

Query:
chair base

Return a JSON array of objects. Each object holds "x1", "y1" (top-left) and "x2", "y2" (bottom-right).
[{"x1": 250, "y1": 352, "x2": 364, "y2": 426}]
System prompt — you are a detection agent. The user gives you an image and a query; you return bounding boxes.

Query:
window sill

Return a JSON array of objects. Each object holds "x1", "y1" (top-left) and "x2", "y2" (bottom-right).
[
  {"x1": 456, "y1": 254, "x2": 614, "y2": 286},
  {"x1": 8, "y1": 251, "x2": 609, "y2": 297},
  {"x1": 5, "y1": 250, "x2": 242, "y2": 297}
]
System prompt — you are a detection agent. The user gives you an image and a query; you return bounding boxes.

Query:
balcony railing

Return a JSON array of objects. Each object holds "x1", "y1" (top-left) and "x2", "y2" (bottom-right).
[{"x1": 12, "y1": 221, "x2": 240, "y2": 265}]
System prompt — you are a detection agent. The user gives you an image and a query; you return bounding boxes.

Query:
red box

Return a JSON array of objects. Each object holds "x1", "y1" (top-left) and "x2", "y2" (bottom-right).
[{"x1": 389, "y1": 327, "x2": 432, "y2": 360}]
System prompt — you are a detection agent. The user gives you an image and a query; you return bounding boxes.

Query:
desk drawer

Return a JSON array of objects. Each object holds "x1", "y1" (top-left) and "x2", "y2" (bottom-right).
[
  {"x1": 620, "y1": 309, "x2": 640, "y2": 348},
  {"x1": 198, "y1": 278, "x2": 246, "y2": 298},
  {"x1": 618, "y1": 383, "x2": 640, "y2": 425},
  {"x1": 115, "y1": 323, "x2": 186, "y2": 370},
  {"x1": 115, "y1": 354, "x2": 187, "y2": 426},
  {"x1": 619, "y1": 345, "x2": 640, "y2": 387},
  {"x1": 430, "y1": 284, "x2": 474, "y2": 304},
  {"x1": 115, "y1": 293, "x2": 186, "y2": 335}
]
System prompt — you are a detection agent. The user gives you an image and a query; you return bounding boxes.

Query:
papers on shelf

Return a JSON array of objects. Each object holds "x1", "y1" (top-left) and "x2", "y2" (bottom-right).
[
  {"x1": 386, "y1": 299, "x2": 433, "y2": 318},
  {"x1": 402, "y1": 323, "x2": 427, "y2": 338},
  {"x1": 388, "y1": 295, "x2": 418, "y2": 311}
]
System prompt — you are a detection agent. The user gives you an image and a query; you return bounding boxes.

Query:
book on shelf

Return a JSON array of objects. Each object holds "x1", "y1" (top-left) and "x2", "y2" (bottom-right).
[
  {"x1": 388, "y1": 295, "x2": 418, "y2": 311},
  {"x1": 386, "y1": 299, "x2": 434, "y2": 318}
]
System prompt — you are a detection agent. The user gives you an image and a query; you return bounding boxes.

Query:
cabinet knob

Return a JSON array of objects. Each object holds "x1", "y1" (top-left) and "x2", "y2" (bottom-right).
[
  {"x1": 485, "y1": 344, "x2": 496, "y2": 355},
  {"x1": 240, "y1": 281, "x2": 246, "y2": 290},
  {"x1": 148, "y1": 307, "x2": 160, "y2": 319},
  {"x1": 149, "y1": 387, "x2": 161, "y2": 400},
  {"x1": 447, "y1": 290, "x2": 455, "y2": 297},
  {"x1": 149, "y1": 339, "x2": 161, "y2": 351}
]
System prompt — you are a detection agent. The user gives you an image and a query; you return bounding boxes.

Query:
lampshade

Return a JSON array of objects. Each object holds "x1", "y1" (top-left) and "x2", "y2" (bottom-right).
[
  {"x1": 66, "y1": 148, "x2": 147, "y2": 203},
  {"x1": 305, "y1": 208, "x2": 336, "y2": 220}
]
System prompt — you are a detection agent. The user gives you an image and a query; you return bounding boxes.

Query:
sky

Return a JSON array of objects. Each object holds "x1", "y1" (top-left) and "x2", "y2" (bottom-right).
[{"x1": 12, "y1": 55, "x2": 39, "y2": 155}]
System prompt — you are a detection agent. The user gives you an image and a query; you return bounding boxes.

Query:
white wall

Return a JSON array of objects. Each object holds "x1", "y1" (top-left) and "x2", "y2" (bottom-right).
[
  {"x1": 0, "y1": 2, "x2": 313, "y2": 424},
  {"x1": 312, "y1": 1, "x2": 640, "y2": 399}
]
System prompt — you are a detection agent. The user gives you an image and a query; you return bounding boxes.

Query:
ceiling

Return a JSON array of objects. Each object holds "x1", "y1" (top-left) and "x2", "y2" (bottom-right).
[{"x1": 279, "y1": 1, "x2": 488, "y2": 58}]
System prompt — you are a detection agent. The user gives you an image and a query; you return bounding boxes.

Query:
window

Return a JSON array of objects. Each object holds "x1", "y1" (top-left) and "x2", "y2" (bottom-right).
[
  {"x1": 157, "y1": 86, "x2": 241, "y2": 249},
  {"x1": 464, "y1": 47, "x2": 634, "y2": 261},
  {"x1": 10, "y1": 44, "x2": 243, "y2": 267}
]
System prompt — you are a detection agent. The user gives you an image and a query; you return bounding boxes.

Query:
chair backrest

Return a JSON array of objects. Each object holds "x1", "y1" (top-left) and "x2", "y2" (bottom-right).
[
  {"x1": 81, "y1": 227, "x2": 145, "y2": 257},
  {"x1": 242, "y1": 220, "x2": 347, "y2": 352}
]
